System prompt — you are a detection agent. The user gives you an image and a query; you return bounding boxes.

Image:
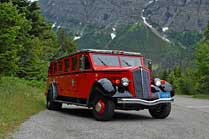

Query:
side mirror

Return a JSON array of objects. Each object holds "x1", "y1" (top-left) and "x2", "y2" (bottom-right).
[{"x1": 148, "y1": 60, "x2": 152, "y2": 71}]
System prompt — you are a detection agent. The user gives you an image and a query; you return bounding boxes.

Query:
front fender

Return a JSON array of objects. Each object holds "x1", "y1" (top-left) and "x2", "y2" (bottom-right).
[
  {"x1": 152, "y1": 81, "x2": 175, "y2": 97},
  {"x1": 97, "y1": 78, "x2": 115, "y2": 94},
  {"x1": 87, "y1": 78, "x2": 116, "y2": 107}
]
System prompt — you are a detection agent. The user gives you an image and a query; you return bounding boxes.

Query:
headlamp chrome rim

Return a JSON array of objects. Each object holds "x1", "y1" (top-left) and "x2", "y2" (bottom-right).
[
  {"x1": 154, "y1": 78, "x2": 161, "y2": 86},
  {"x1": 121, "y1": 77, "x2": 129, "y2": 87}
]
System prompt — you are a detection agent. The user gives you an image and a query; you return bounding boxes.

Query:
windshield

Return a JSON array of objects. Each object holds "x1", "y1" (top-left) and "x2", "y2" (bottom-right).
[
  {"x1": 93, "y1": 54, "x2": 119, "y2": 66},
  {"x1": 92, "y1": 54, "x2": 142, "y2": 67},
  {"x1": 120, "y1": 56, "x2": 142, "y2": 67}
]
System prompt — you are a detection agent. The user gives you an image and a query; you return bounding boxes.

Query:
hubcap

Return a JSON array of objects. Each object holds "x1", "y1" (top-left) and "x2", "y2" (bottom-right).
[{"x1": 95, "y1": 99, "x2": 105, "y2": 115}]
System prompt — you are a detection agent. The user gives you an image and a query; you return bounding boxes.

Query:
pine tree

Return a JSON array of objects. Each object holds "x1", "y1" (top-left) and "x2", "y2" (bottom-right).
[
  {"x1": 56, "y1": 28, "x2": 76, "y2": 58},
  {"x1": 0, "y1": 0, "x2": 76, "y2": 79},
  {"x1": 0, "y1": 2, "x2": 30, "y2": 75},
  {"x1": 195, "y1": 41, "x2": 209, "y2": 94}
]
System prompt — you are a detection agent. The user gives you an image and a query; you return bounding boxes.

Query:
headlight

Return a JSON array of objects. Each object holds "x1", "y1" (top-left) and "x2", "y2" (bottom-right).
[
  {"x1": 154, "y1": 78, "x2": 161, "y2": 86},
  {"x1": 121, "y1": 77, "x2": 129, "y2": 87}
]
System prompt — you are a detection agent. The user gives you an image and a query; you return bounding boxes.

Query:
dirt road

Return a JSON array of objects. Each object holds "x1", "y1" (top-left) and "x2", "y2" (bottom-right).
[{"x1": 11, "y1": 96, "x2": 209, "y2": 139}]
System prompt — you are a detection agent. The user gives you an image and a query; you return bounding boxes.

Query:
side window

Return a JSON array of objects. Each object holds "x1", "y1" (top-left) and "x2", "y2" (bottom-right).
[
  {"x1": 84, "y1": 56, "x2": 91, "y2": 70},
  {"x1": 64, "y1": 59, "x2": 70, "y2": 72},
  {"x1": 53, "y1": 63, "x2": 57, "y2": 74},
  {"x1": 49, "y1": 65, "x2": 53, "y2": 75},
  {"x1": 72, "y1": 57, "x2": 77, "y2": 71},
  {"x1": 79, "y1": 55, "x2": 91, "y2": 70},
  {"x1": 59, "y1": 62, "x2": 63, "y2": 74}
]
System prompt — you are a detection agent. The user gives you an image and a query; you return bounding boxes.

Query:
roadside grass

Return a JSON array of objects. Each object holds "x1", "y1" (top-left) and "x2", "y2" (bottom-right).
[
  {"x1": 175, "y1": 91, "x2": 209, "y2": 100},
  {"x1": 0, "y1": 76, "x2": 45, "y2": 139},
  {"x1": 192, "y1": 94, "x2": 209, "y2": 99}
]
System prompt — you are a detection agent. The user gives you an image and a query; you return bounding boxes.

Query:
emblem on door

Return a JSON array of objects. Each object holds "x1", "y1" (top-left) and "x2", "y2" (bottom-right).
[{"x1": 72, "y1": 79, "x2": 75, "y2": 87}]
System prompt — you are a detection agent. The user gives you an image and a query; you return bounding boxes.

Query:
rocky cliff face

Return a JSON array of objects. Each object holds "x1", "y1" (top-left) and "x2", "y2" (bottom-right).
[
  {"x1": 39, "y1": 0, "x2": 146, "y2": 27},
  {"x1": 39, "y1": 0, "x2": 209, "y2": 33},
  {"x1": 144, "y1": 0, "x2": 209, "y2": 32}
]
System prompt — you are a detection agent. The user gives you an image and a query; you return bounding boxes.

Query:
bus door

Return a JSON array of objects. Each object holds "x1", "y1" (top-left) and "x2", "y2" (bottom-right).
[{"x1": 77, "y1": 54, "x2": 92, "y2": 98}]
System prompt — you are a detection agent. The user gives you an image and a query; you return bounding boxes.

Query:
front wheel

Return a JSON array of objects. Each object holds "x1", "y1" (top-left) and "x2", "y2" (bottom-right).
[
  {"x1": 148, "y1": 103, "x2": 171, "y2": 119},
  {"x1": 92, "y1": 95, "x2": 115, "y2": 121}
]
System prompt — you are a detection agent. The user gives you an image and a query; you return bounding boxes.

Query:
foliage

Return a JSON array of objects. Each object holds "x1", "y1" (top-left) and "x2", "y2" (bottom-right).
[
  {"x1": 0, "y1": 2, "x2": 28, "y2": 75},
  {"x1": 168, "y1": 31, "x2": 202, "y2": 47},
  {"x1": 195, "y1": 41, "x2": 209, "y2": 94},
  {"x1": 167, "y1": 67, "x2": 197, "y2": 95},
  {"x1": 55, "y1": 28, "x2": 76, "y2": 58},
  {"x1": 164, "y1": 21, "x2": 209, "y2": 96},
  {"x1": 0, "y1": 0, "x2": 76, "y2": 80},
  {"x1": 204, "y1": 22, "x2": 209, "y2": 41},
  {"x1": 0, "y1": 76, "x2": 45, "y2": 138}
]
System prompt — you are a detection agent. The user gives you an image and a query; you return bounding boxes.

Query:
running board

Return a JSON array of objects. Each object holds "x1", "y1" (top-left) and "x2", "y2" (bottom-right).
[{"x1": 54, "y1": 100, "x2": 87, "y2": 107}]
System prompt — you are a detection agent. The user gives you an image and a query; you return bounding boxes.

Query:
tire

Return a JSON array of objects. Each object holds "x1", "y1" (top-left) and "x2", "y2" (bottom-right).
[
  {"x1": 92, "y1": 95, "x2": 115, "y2": 121},
  {"x1": 46, "y1": 90, "x2": 62, "y2": 110},
  {"x1": 148, "y1": 103, "x2": 171, "y2": 119}
]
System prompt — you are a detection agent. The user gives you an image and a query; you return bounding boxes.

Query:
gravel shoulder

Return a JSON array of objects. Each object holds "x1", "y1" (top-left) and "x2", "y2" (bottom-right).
[{"x1": 11, "y1": 95, "x2": 209, "y2": 139}]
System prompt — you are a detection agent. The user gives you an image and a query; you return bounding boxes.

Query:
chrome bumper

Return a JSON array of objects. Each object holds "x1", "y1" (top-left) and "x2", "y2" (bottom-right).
[{"x1": 117, "y1": 97, "x2": 174, "y2": 106}]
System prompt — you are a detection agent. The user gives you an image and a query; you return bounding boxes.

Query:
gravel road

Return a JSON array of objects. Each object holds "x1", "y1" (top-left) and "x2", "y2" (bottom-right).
[{"x1": 11, "y1": 96, "x2": 209, "y2": 139}]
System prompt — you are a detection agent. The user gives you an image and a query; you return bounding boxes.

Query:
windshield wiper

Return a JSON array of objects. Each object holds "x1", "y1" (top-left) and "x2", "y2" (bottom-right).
[
  {"x1": 98, "y1": 58, "x2": 107, "y2": 66},
  {"x1": 122, "y1": 60, "x2": 131, "y2": 66}
]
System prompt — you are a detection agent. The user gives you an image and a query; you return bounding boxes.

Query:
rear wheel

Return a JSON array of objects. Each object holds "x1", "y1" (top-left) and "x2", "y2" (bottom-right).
[
  {"x1": 46, "y1": 91, "x2": 62, "y2": 110},
  {"x1": 92, "y1": 95, "x2": 115, "y2": 121},
  {"x1": 148, "y1": 103, "x2": 171, "y2": 119}
]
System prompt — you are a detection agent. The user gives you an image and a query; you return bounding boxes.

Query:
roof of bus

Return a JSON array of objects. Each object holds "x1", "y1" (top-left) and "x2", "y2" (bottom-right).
[{"x1": 51, "y1": 49, "x2": 142, "y2": 62}]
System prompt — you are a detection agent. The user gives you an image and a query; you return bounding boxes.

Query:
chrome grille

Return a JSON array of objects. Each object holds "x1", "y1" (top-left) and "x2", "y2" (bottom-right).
[{"x1": 133, "y1": 68, "x2": 150, "y2": 99}]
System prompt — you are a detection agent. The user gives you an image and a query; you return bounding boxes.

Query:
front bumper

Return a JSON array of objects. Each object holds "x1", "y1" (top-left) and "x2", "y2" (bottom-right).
[{"x1": 117, "y1": 97, "x2": 174, "y2": 106}]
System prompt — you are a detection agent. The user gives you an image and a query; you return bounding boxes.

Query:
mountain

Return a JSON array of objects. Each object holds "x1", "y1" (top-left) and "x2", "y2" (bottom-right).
[
  {"x1": 144, "y1": 0, "x2": 209, "y2": 32},
  {"x1": 38, "y1": 0, "x2": 209, "y2": 69},
  {"x1": 39, "y1": 0, "x2": 209, "y2": 32}
]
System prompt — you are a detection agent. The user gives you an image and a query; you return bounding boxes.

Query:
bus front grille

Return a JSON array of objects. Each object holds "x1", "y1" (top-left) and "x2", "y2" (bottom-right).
[{"x1": 133, "y1": 68, "x2": 151, "y2": 99}]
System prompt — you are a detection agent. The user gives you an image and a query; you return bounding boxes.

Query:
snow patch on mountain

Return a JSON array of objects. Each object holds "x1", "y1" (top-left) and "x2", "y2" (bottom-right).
[
  {"x1": 110, "y1": 33, "x2": 116, "y2": 40},
  {"x1": 141, "y1": 0, "x2": 171, "y2": 43},
  {"x1": 162, "y1": 27, "x2": 169, "y2": 32},
  {"x1": 73, "y1": 35, "x2": 81, "y2": 41},
  {"x1": 52, "y1": 22, "x2": 56, "y2": 28},
  {"x1": 148, "y1": 0, "x2": 154, "y2": 4},
  {"x1": 141, "y1": 15, "x2": 153, "y2": 29},
  {"x1": 28, "y1": 0, "x2": 39, "y2": 2}
]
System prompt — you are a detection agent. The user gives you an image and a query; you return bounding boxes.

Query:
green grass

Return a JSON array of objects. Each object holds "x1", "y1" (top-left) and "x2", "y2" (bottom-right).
[
  {"x1": 0, "y1": 76, "x2": 45, "y2": 139},
  {"x1": 192, "y1": 94, "x2": 209, "y2": 99}
]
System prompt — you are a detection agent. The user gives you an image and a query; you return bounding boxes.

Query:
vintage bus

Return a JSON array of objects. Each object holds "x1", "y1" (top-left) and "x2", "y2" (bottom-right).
[{"x1": 45, "y1": 49, "x2": 174, "y2": 121}]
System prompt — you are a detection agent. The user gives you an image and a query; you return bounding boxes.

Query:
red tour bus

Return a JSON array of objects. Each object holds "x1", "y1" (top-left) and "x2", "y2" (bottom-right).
[{"x1": 45, "y1": 49, "x2": 174, "y2": 121}]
